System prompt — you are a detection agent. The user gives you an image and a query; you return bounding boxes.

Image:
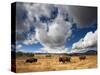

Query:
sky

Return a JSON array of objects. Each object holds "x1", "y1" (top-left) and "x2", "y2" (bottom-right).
[{"x1": 14, "y1": 2, "x2": 97, "y2": 53}]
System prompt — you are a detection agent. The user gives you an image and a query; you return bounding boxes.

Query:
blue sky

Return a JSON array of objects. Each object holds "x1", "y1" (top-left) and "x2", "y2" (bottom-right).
[
  {"x1": 66, "y1": 23, "x2": 97, "y2": 48},
  {"x1": 15, "y1": 3, "x2": 97, "y2": 53}
]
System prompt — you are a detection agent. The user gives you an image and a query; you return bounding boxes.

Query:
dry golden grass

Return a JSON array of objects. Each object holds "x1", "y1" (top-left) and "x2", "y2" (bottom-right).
[{"x1": 16, "y1": 55, "x2": 97, "y2": 73}]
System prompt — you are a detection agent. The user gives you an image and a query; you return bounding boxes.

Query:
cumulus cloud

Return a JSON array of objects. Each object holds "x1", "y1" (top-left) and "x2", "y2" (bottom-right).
[
  {"x1": 16, "y1": 3, "x2": 73, "y2": 53},
  {"x1": 35, "y1": 9, "x2": 72, "y2": 53},
  {"x1": 35, "y1": 21, "x2": 72, "y2": 48},
  {"x1": 16, "y1": 3, "x2": 58, "y2": 41},
  {"x1": 72, "y1": 30, "x2": 97, "y2": 49},
  {"x1": 16, "y1": 44, "x2": 22, "y2": 49},
  {"x1": 16, "y1": 3, "x2": 29, "y2": 32},
  {"x1": 69, "y1": 47, "x2": 97, "y2": 54},
  {"x1": 33, "y1": 49, "x2": 47, "y2": 53},
  {"x1": 23, "y1": 34, "x2": 38, "y2": 45},
  {"x1": 41, "y1": 47, "x2": 69, "y2": 53}
]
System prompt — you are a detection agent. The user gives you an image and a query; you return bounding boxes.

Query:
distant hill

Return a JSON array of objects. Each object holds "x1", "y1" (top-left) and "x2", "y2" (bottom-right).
[
  {"x1": 13, "y1": 50, "x2": 97, "y2": 56},
  {"x1": 84, "y1": 50, "x2": 97, "y2": 55},
  {"x1": 69, "y1": 50, "x2": 97, "y2": 56}
]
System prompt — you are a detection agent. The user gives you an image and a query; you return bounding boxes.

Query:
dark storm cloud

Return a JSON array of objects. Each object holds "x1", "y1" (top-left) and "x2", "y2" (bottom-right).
[
  {"x1": 16, "y1": 3, "x2": 29, "y2": 32},
  {"x1": 16, "y1": 33, "x2": 25, "y2": 41},
  {"x1": 16, "y1": 3, "x2": 59, "y2": 41},
  {"x1": 67, "y1": 6, "x2": 97, "y2": 27},
  {"x1": 16, "y1": 3, "x2": 36, "y2": 41}
]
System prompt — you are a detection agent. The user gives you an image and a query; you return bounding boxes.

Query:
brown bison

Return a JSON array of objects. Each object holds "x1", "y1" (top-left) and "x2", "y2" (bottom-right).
[
  {"x1": 25, "y1": 58, "x2": 37, "y2": 63},
  {"x1": 79, "y1": 56, "x2": 86, "y2": 61},
  {"x1": 59, "y1": 56, "x2": 71, "y2": 63}
]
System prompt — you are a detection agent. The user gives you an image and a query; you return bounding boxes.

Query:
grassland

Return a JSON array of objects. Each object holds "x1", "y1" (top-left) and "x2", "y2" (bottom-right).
[{"x1": 15, "y1": 54, "x2": 97, "y2": 73}]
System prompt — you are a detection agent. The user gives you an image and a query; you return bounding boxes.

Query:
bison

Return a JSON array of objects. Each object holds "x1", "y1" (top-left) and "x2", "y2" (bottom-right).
[
  {"x1": 59, "y1": 56, "x2": 71, "y2": 63},
  {"x1": 25, "y1": 58, "x2": 37, "y2": 63},
  {"x1": 79, "y1": 56, "x2": 86, "y2": 61}
]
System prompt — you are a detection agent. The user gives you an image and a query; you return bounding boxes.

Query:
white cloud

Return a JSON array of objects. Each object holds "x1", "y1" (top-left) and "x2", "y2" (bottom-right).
[
  {"x1": 16, "y1": 44, "x2": 22, "y2": 49},
  {"x1": 21, "y1": 3, "x2": 57, "y2": 30},
  {"x1": 69, "y1": 47, "x2": 97, "y2": 54},
  {"x1": 16, "y1": 3, "x2": 53, "y2": 41},
  {"x1": 33, "y1": 50, "x2": 47, "y2": 53},
  {"x1": 16, "y1": 3, "x2": 73, "y2": 53},
  {"x1": 72, "y1": 30, "x2": 97, "y2": 49},
  {"x1": 35, "y1": 11, "x2": 72, "y2": 53},
  {"x1": 32, "y1": 4, "x2": 72, "y2": 53},
  {"x1": 24, "y1": 3, "x2": 53, "y2": 20},
  {"x1": 41, "y1": 47, "x2": 69, "y2": 53},
  {"x1": 23, "y1": 34, "x2": 38, "y2": 45}
]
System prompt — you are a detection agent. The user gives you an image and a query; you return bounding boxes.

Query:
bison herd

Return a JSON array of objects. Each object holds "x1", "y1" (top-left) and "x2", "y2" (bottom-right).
[
  {"x1": 59, "y1": 55, "x2": 86, "y2": 63},
  {"x1": 25, "y1": 55, "x2": 86, "y2": 64},
  {"x1": 25, "y1": 58, "x2": 37, "y2": 63},
  {"x1": 79, "y1": 56, "x2": 86, "y2": 61},
  {"x1": 59, "y1": 56, "x2": 71, "y2": 63}
]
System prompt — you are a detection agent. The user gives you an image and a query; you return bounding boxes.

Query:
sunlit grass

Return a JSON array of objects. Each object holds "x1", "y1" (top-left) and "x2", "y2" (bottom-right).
[{"x1": 16, "y1": 55, "x2": 97, "y2": 73}]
